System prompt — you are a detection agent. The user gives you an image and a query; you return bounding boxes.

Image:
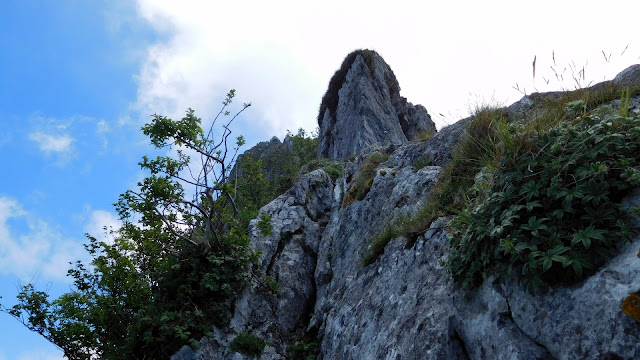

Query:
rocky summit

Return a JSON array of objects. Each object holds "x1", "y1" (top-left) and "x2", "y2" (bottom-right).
[
  {"x1": 317, "y1": 49, "x2": 436, "y2": 160},
  {"x1": 172, "y1": 52, "x2": 640, "y2": 360}
]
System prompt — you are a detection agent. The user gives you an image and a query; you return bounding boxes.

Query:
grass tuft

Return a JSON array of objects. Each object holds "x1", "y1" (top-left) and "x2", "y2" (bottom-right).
[{"x1": 343, "y1": 152, "x2": 390, "y2": 208}]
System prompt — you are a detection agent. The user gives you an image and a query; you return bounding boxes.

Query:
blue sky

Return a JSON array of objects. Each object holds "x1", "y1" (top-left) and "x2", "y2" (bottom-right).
[{"x1": 0, "y1": 0, "x2": 638, "y2": 358}]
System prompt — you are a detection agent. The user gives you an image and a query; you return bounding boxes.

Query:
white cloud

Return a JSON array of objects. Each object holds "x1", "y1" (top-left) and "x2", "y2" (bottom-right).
[
  {"x1": 132, "y1": 0, "x2": 639, "y2": 134},
  {"x1": 0, "y1": 197, "x2": 85, "y2": 282},
  {"x1": 96, "y1": 119, "x2": 110, "y2": 134},
  {"x1": 28, "y1": 132, "x2": 74, "y2": 154},
  {"x1": 84, "y1": 209, "x2": 122, "y2": 245}
]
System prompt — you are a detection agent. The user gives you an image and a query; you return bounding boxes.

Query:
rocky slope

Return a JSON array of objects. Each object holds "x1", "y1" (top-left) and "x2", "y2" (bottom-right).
[{"x1": 172, "y1": 56, "x2": 640, "y2": 359}]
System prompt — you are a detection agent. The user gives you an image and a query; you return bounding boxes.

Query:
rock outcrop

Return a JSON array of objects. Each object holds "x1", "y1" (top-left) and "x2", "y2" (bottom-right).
[
  {"x1": 173, "y1": 59, "x2": 640, "y2": 360},
  {"x1": 230, "y1": 136, "x2": 293, "y2": 182},
  {"x1": 317, "y1": 49, "x2": 436, "y2": 160}
]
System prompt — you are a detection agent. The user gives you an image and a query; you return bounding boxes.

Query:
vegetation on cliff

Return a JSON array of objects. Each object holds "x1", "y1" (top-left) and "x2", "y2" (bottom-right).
[{"x1": 365, "y1": 82, "x2": 640, "y2": 294}]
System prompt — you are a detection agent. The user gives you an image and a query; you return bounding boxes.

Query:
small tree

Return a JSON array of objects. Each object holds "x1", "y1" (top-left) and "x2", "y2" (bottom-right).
[{"x1": 1, "y1": 90, "x2": 258, "y2": 359}]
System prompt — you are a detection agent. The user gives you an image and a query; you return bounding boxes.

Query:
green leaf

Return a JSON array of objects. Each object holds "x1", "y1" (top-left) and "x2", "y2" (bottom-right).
[
  {"x1": 520, "y1": 216, "x2": 549, "y2": 237},
  {"x1": 520, "y1": 180, "x2": 541, "y2": 201}
]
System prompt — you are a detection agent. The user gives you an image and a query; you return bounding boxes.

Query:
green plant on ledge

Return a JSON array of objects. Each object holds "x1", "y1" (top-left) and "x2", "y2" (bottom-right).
[
  {"x1": 230, "y1": 333, "x2": 267, "y2": 357},
  {"x1": 366, "y1": 81, "x2": 640, "y2": 268},
  {"x1": 361, "y1": 105, "x2": 511, "y2": 265},
  {"x1": 447, "y1": 111, "x2": 640, "y2": 293},
  {"x1": 412, "y1": 155, "x2": 433, "y2": 170},
  {"x1": 343, "y1": 152, "x2": 390, "y2": 207}
]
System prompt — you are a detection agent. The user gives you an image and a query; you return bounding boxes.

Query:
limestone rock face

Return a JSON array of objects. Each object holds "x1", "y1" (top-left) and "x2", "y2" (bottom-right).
[
  {"x1": 174, "y1": 64, "x2": 640, "y2": 360},
  {"x1": 317, "y1": 50, "x2": 436, "y2": 160},
  {"x1": 614, "y1": 64, "x2": 640, "y2": 89}
]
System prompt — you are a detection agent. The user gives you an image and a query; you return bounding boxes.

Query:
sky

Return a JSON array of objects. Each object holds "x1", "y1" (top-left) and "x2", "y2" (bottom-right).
[{"x1": 0, "y1": 0, "x2": 638, "y2": 358}]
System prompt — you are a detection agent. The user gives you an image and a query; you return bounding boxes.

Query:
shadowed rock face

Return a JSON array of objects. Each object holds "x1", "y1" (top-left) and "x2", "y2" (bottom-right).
[{"x1": 317, "y1": 50, "x2": 436, "y2": 160}]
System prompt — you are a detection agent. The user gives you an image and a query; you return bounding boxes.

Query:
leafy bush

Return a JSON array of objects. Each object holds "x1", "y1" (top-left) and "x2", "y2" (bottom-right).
[
  {"x1": 230, "y1": 333, "x2": 267, "y2": 357},
  {"x1": 343, "y1": 152, "x2": 389, "y2": 208},
  {"x1": 233, "y1": 128, "x2": 319, "y2": 208},
  {"x1": 288, "y1": 341, "x2": 318, "y2": 360},
  {"x1": 1, "y1": 93, "x2": 258, "y2": 359},
  {"x1": 447, "y1": 112, "x2": 640, "y2": 292},
  {"x1": 257, "y1": 213, "x2": 273, "y2": 236},
  {"x1": 368, "y1": 82, "x2": 640, "y2": 268}
]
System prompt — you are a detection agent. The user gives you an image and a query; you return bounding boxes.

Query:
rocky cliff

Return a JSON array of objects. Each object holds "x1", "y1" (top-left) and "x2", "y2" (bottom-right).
[{"x1": 172, "y1": 56, "x2": 640, "y2": 359}]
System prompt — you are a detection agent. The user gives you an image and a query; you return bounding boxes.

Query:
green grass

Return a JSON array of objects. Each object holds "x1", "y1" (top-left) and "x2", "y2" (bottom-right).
[
  {"x1": 412, "y1": 155, "x2": 433, "y2": 170},
  {"x1": 413, "y1": 129, "x2": 436, "y2": 142},
  {"x1": 362, "y1": 224, "x2": 401, "y2": 266}
]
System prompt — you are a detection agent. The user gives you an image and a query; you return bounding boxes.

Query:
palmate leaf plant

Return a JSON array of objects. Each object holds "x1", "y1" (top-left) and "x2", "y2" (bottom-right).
[{"x1": 446, "y1": 110, "x2": 640, "y2": 293}]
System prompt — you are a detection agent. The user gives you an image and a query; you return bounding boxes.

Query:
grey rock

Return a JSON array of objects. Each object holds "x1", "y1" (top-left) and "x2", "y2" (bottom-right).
[
  {"x1": 186, "y1": 170, "x2": 334, "y2": 359},
  {"x1": 452, "y1": 280, "x2": 555, "y2": 360},
  {"x1": 174, "y1": 62, "x2": 640, "y2": 360},
  {"x1": 613, "y1": 64, "x2": 640, "y2": 89},
  {"x1": 501, "y1": 237, "x2": 640, "y2": 360},
  {"x1": 170, "y1": 345, "x2": 196, "y2": 360},
  {"x1": 317, "y1": 50, "x2": 436, "y2": 160}
]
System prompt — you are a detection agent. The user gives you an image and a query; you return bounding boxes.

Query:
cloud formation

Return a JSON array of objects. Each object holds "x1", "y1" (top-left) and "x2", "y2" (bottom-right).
[
  {"x1": 132, "y1": 0, "x2": 638, "y2": 137},
  {"x1": 28, "y1": 132, "x2": 74, "y2": 154},
  {"x1": 0, "y1": 197, "x2": 85, "y2": 282},
  {"x1": 84, "y1": 209, "x2": 122, "y2": 245}
]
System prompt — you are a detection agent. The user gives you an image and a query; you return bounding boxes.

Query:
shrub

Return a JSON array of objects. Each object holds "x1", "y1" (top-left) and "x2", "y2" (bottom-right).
[
  {"x1": 446, "y1": 111, "x2": 640, "y2": 292},
  {"x1": 0, "y1": 94, "x2": 258, "y2": 359},
  {"x1": 257, "y1": 213, "x2": 273, "y2": 236},
  {"x1": 369, "y1": 82, "x2": 640, "y2": 268},
  {"x1": 233, "y1": 128, "x2": 319, "y2": 213},
  {"x1": 412, "y1": 155, "x2": 433, "y2": 170},
  {"x1": 230, "y1": 333, "x2": 267, "y2": 357}
]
